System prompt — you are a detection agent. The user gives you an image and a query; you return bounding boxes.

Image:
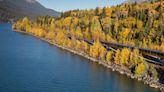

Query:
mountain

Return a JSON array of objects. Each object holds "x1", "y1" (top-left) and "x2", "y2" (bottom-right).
[
  {"x1": 0, "y1": 0, "x2": 60, "y2": 21},
  {"x1": 124, "y1": 0, "x2": 154, "y2": 3}
]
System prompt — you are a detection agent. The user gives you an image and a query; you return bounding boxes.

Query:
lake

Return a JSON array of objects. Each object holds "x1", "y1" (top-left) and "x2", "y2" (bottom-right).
[{"x1": 0, "y1": 23, "x2": 159, "y2": 92}]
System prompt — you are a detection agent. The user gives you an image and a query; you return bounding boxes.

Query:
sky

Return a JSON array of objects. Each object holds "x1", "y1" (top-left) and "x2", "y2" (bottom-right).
[{"x1": 37, "y1": 0, "x2": 125, "y2": 12}]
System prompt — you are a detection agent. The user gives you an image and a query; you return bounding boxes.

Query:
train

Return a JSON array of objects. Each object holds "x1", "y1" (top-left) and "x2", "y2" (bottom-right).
[
  {"x1": 67, "y1": 35, "x2": 164, "y2": 66},
  {"x1": 101, "y1": 41, "x2": 164, "y2": 66}
]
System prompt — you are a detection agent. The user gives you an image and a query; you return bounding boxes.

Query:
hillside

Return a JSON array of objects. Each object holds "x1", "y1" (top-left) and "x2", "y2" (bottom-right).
[
  {"x1": 13, "y1": 0, "x2": 164, "y2": 52},
  {"x1": 0, "y1": 0, "x2": 59, "y2": 21}
]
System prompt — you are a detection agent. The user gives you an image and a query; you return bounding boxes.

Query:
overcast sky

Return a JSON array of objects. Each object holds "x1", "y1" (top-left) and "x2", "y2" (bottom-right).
[{"x1": 37, "y1": 0, "x2": 125, "y2": 12}]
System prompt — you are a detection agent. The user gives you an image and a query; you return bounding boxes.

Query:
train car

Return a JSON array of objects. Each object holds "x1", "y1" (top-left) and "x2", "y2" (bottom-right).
[
  {"x1": 101, "y1": 41, "x2": 164, "y2": 57},
  {"x1": 66, "y1": 35, "x2": 164, "y2": 66}
]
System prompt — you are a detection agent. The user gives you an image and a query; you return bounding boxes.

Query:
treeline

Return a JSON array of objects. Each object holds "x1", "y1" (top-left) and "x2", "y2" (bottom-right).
[
  {"x1": 12, "y1": 0, "x2": 163, "y2": 79},
  {"x1": 58, "y1": 0, "x2": 164, "y2": 51},
  {"x1": 13, "y1": 0, "x2": 164, "y2": 51},
  {"x1": 13, "y1": 19, "x2": 157, "y2": 80}
]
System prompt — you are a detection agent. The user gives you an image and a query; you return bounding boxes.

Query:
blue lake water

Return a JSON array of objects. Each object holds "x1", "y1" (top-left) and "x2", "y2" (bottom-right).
[{"x1": 0, "y1": 23, "x2": 159, "y2": 92}]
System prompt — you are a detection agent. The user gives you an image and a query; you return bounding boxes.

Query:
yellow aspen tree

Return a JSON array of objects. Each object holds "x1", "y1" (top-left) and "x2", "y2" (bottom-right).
[
  {"x1": 118, "y1": 28, "x2": 130, "y2": 43},
  {"x1": 95, "y1": 7, "x2": 103, "y2": 15},
  {"x1": 89, "y1": 41, "x2": 100, "y2": 58},
  {"x1": 129, "y1": 49, "x2": 139, "y2": 67},
  {"x1": 106, "y1": 51, "x2": 113, "y2": 62},
  {"x1": 135, "y1": 62, "x2": 145, "y2": 76},
  {"x1": 70, "y1": 39, "x2": 77, "y2": 48},
  {"x1": 99, "y1": 46, "x2": 106, "y2": 60},
  {"x1": 89, "y1": 45, "x2": 95, "y2": 57},
  {"x1": 124, "y1": 48, "x2": 130, "y2": 65},
  {"x1": 136, "y1": 20, "x2": 143, "y2": 30},
  {"x1": 104, "y1": 7, "x2": 112, "y2": 17},
  {"x1": 75, "y1": 40, "x2": 81, "y2": 51},
  {"x1": 50, "y1": 19, "x2": 55, "y2": 31},
  {"x1": 25, "y1": 24, "x2": 31, "y2": 33},
  {"x1": 119, "y1": 50, "x2": 125, "y2": 65},
  {"x1": 46, "y1": 31, "x2": 55, "y2": 40},
  {"x1": 142, "y1": 38, "x2": 148, "y2": 48},
  {"x1": 120, "y1": 48, "x2": 130, "y2": 65},
  {"x1": 100, "y1": 32, "x2": 106, "y2": 41},
  {"x1": 129, "y1": 52, "x2": 134, "y2": 68},
  {"x1": 90, "y1": 17, "x2": 102, "y2": 41},
  {"x1": 149, "y1": 65, "x2": 158, "y2": 80},
  {"x1": 160, "y1": 43, "x2": 164, "y2": 52},
  {"x1": 31, "y1": 27, "x2": 38, "y2": 36},
  {"x1": 106, "y1": 34, "x2": 113, "y2": 42},
  {"x1": 81, "y1": 41, "x2": 88, "y2": 53},
  {"x1": 63, "y1": 38, "x2": 70, "y2": 47},
  {"x1": 55, "y1": 31, "x2": 66, "y2": 45},
  {"x1": 63, "y1": 17, "x2": 72, "y2": 29},
  {"x1": 22, "y1": 17, "x2": 28, "y2": 30},
  {"x1": 67, "y1": 39, "x2": 72, "y2": 48},
  {"x1": 62, "y1": 38, "x2": 67, "y2": 46},
  {"x1": 37, "y1": 28, "x2": 46, "y2": 37},
  {"x1": 83, "y1": 27, "x2": 91, "y2": 39},
  {"x1": 114, "y1": 49, "x2": 121, "y2": 64},
  {"x1": 75, "y1": 26, "x2": 83, "y2": 38}
]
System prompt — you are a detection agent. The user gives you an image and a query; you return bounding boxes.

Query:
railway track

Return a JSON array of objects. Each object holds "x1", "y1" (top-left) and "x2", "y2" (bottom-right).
[
  {"x1": 101, "y1": 41, "x2": 164, "y2": 59},
  {"x1": 101, "y1": 41, "x2": 164, "y2": 66},
  {"x1": 68, "y1": 35, "x2": 164, "y2": 67}
]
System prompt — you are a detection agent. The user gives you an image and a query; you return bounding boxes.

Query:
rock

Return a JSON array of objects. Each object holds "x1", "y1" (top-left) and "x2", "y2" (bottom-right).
[
  {"x1": 137, "y1": 78, "x2": 142, "y2": 81},
  {"x1": 120, "y1": 71, "x2": 124, "y2": 74},
  {"x1": 150, "y1": 84, "x2": 158, "y2": 88},
  {"x1": 131, "y1": 75, "x2": 135, "y2": 79}
]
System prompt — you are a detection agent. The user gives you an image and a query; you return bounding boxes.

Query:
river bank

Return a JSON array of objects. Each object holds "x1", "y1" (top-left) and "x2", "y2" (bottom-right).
[{"x1": 15, "y1": 30, "x2": 164, "y2": 91}]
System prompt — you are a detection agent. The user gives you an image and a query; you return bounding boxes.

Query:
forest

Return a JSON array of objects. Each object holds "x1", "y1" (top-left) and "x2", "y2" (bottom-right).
[{"x1": 12, "y1": 0, "x2": 164, "y2": 80}]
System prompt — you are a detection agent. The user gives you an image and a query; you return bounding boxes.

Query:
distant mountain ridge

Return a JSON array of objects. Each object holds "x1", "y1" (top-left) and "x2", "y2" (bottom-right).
[{"x1": 0, "y1": 0, "x2": 60, "y2": 20}]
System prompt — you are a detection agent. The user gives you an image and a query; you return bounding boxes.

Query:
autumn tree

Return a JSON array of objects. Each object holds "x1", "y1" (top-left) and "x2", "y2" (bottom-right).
[
  {"x1": 119, "y1": 48, "x2": 130, "y2": 65},
  {"x1": 50, "y1": 18, "x2": 55, "y2": 31},
  {"x1": 21, "y1": 17, "x2": 29, "y2": 31},
  {"x1": 129, "y1": 49, "x2": 140, "y2": 68},
  {"x1": 46, "y1": 31, "x2": 55, "y2": 40},
  {"x1": 102, "y1": 7, "x2": 112, "y2": 17},
  {"x1": 75, "y1": 26, "x2": 83, "y2": 38},
  {"x1": 118, "y1": 28, "x2": 130, "y2": 43},
  {"x1": 89, "y1": 41, "x2": 106, "y2": 59},
  {"x1": 149, "y1": 65, "x2": 158, "y2": 80},
  {"x1": 95, "y1": 7, "x2": 103, "y2": 16},
  {"x1": 55, "y1": 31, "x2": 67, "y2": 45},
  {"x1": 114, "y1": 49, "x2": 121, "y2": 64},
  {"x1": 83, "y1": 27, "x2": 91, "y2": 39},
  {"x1": 135, "y1": 62, "x2": 145, "y2": 76},
  {"x1": 81, "y1": 41, "x2": 89, "y2": 53},
  {"x1": 90, "y1": 17, "x2": 105, "y2": 41},
  {"x1": 106, "y1": 51, "x2": 113, "y2": 62},
  {"x1": 75, "y1": 40, "x2": 81, "y2": 51},
  {"x1": 99, "y1": 46, "x2": 106, "y2": 60}
]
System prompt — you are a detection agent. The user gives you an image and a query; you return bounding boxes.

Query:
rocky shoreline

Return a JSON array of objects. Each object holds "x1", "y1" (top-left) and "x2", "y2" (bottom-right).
[{"x1": 15, "y1": 31, "x2": 164, "y2": 91}]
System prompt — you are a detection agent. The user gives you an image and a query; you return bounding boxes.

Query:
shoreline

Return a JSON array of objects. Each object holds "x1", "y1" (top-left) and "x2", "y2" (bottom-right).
[{"x1": 15, "y1": 30, "x2": 164, "y2": 91}]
